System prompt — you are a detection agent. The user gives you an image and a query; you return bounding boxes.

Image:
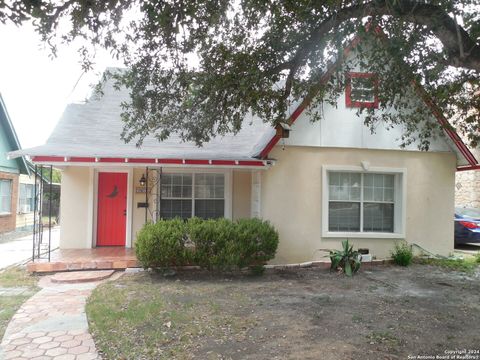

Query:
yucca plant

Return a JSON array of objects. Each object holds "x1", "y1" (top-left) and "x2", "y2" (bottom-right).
[{"x1": 329, "y1": 240, "x2": 362, "y2": 276}]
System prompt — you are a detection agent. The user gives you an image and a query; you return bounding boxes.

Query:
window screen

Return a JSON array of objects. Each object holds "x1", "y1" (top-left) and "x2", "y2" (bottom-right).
[
  {"x1": 0, "y1": 180, "x2": 12, "y2": 214},
  {"x1": 159, "y1": 173, "x2": 225, "y2": 220},
  {"x1": 328, "y1": 172, "x2": 395, "y2": 233}
]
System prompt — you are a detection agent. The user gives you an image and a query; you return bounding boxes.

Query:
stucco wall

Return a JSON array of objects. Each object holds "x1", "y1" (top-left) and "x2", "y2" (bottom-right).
[
  {"x1": 232, "y1": 171, "x2": 251, "y2": 220},
  {"x1": 59, "y1": 166, "x2": 92, "y2": 249},
  {"x1": 261, "y1": 146, "x2": 457, "y2": 263}
]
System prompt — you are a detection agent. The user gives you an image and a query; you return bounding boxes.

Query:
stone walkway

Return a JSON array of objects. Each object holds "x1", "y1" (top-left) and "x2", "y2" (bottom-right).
[{"x1": 0, "y1": 271, "x2": 120, "y2": 360}]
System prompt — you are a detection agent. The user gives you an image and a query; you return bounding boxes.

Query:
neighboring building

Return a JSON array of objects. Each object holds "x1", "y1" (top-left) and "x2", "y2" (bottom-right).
[
  {"x1": 16, "y1": 163, "x2": 61, "y2": 230},
  {"x1": 16, "y1": 172, "x2": 35, "y2": 230},
  {"x1": 10, "y1": 42, "x2": 479, "y2": 262},
  {"x1": 0, "y1": 94, "x2": 30, "y2": 234},
  {"x1": 455, "y1": 149, "x2": 480, "y2": 209}
]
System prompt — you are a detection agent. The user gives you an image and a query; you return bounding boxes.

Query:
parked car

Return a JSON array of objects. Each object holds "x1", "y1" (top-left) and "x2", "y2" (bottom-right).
[{"x1": 454, "y1": 207, "x2": 480, "y2": 245}]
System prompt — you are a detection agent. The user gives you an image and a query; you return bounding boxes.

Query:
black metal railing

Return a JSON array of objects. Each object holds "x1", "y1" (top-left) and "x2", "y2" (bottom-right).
[{"x1": 32, "y1": 165, "x2": 55, "y2": 262}]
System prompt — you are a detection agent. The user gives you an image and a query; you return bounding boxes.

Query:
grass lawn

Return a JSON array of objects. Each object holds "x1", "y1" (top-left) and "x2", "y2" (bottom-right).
[
  {"x1": 87, "y1": 264, "x2": 480, "y2": 360},
  {"x1": 0, "y1": 266, "x2": 39, "y2": 339},
  {"x1": 415, "y1": 255, "x2": 480, "y2": 273}
]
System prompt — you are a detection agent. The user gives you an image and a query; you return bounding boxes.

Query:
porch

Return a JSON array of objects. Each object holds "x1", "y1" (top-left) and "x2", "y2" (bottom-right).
[
  {"x1": 24, "y1": 164, "x2": 265, "y2": 272},
  {"x1": 26, "y1": 247, "x2": 138, "y2": 273}
]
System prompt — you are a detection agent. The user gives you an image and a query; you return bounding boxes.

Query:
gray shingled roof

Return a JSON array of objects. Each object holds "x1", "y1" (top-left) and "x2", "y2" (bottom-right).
[{"x1": 9, "y1": 78, "x2": 275, "y2": 161}]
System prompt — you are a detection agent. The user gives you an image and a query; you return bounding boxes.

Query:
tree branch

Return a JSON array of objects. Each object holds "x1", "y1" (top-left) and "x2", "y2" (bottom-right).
[
  {"x1": 45, "y1": 0, "x2": 77, "y2": 31},
  {"x1": 267, "y1": 0, "x2": 480, "y2": 78}
]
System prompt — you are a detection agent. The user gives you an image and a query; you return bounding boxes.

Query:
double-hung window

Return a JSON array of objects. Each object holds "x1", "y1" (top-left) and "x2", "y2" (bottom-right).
[
  {"x1": 19, "y1": 183, "x2": 35, "y2": 213},
  {"x1": 324, "y1": 168, "x2": 405, "y2": 237},
  {"x1": 194, "y1": 173, "x2": 225, "y2": 219},
  {"x1": 160, "y1": 172, "x2": 226, "y2": 220},
  {"x1": 0, "y1": 179, "x2": 12, "y2": 214}
]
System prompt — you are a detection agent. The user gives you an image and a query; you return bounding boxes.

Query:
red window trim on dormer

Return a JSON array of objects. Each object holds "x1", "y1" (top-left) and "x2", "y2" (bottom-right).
[{"x1": 345, "y1": 72, "x2": 379, "y2": 109}]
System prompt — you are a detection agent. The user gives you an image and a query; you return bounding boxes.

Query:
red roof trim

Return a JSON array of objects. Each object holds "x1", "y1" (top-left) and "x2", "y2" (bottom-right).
[
  {"x1": 184, "y1": 159, "x2": 209, "y2": 165},
  {"x1": 457, "y1": 165, "x2": 480, "y2": 172},
  {"x1": 257, "y1": 34, "x2": 477, "y2": 168},
  {"x1": 238, "y1": 160, "x2": 265, "y2": 166},
  {"x1": 258, "y1": 36, "x2": 361, "y2": 159},
  {"x1": 411, "y1": 82, "x2": 477, "y2": 167},
  {"x1": 259, "y1": 135, "x2": 282, "y2": 159},
  {"x1": 158, "y1": 159, "x2": 183, "y2": 164},
  {"x1": 128, "y1": 158, "x2": 157, "y2": 164},
  {"x1": 70, "y1": 157, "x2": 96, "y2": 162},
  {"x1": 32, "y1": 156, "x2": 64, "y2": 162},
  {"x1": 31, "y1": 156, "x2": 266, "y2": 167},
  {"x1": 99, "y1": 157, "x2": 124, "y2": 163},
  {"x1": 211, "y1": 160, "x2": 235, "y2": 166}
]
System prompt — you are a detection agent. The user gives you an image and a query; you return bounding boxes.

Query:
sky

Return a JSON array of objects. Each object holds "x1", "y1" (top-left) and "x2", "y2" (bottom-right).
[{"x1": 0, "y1": 22, "x2": 123, "y2": 149}]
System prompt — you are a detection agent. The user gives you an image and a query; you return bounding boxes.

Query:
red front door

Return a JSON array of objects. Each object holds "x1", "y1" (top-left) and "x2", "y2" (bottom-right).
[{"x1": 97, "y1": 172, "x2": 127, "y2": 246}]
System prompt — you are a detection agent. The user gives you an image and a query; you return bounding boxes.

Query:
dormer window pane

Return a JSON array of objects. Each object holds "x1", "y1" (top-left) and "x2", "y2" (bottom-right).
[
  {"x1": 350, "y1": 77, "x2": 376, "y2": 102},
  {"x1": 346, "y1": 72, "x2": 378, "y2": 108}
]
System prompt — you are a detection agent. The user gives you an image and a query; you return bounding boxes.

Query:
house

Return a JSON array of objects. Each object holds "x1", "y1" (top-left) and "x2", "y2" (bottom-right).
[
  {"x1": 9, "y1": 42, "x2": 478, "y2": 263},
  {"x1": 16, "y1": 163, "x2": 61, "y2": 230},
  {"x1": 0, "y1": 94, "x2": 31, "y2": 234}
]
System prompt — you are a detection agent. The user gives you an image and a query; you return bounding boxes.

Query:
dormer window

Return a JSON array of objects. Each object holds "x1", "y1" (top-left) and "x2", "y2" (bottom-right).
[{"x1": 345, "y1": 72, "x2": 378, "y2": 108}]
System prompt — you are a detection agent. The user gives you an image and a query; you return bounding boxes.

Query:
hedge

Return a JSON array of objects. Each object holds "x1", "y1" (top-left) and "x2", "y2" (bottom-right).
[{"x1": 135, "y1": 217, "x2": 279, "y2": 273}]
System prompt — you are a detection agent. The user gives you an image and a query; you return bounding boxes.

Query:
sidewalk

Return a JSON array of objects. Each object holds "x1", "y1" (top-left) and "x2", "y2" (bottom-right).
[
  {"x1": 0, "y1": 228, "x2": 60, "y2": 270},
  {"x1": 0, "y1": 271, "x2": 120, "y2": 360}
]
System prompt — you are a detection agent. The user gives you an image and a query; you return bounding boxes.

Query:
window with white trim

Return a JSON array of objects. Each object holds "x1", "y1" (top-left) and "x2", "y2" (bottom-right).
[
  {"x1": 327, "y1": 171, "x2": 400, "y2": 234},
  {"x1": 19, "y1": 183, "x2": 35, "y2": 213},
  {"x1": 0, "y1": 179, "x2": 12, "y2": 214},
  {"x1": 160, "y1": 173, "x2": 225, "y2": 219}
]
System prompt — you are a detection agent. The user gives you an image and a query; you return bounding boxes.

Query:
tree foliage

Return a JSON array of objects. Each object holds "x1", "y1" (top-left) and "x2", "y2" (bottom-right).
[
  {"x1": 1, "y1": 0, "x2": 479, "y2": 151},
  {"x1": 39, "y1": 166, "x2": 61, "y2": 183}
]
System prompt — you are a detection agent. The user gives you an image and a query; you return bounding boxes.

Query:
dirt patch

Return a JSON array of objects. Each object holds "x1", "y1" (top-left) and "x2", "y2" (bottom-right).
[{"x1": 87, "y1": 265, "x2": 480, "y2": 360}]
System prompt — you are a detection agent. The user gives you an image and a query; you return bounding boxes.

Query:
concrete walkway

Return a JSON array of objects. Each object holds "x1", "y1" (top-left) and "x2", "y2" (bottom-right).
[
  {"x1": 0, "y1": 228, "x2": 60, "y2": 270},
  {"x1": 0, "y1": 271, "x2": 120, "y2": 360}
]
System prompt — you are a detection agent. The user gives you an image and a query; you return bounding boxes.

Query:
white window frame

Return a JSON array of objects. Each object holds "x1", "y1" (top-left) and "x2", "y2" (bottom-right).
[
  {"x1": 0, "y1": 179, "x2": 12, "y2": 215},
  {"x1": 159, "y1": 168, "x2": 233, "y2": 219},
  {"x1": 18, "y1": 183, "x2": 35, "y2": 214},
  {"x1": 322, "y1": 165, "x2": 406, "y2": 239}
]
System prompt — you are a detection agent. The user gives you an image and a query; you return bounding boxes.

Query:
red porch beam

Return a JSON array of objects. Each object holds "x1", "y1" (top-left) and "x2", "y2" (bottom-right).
[{"x1": 31, "y1": 156, "x2": 267, "y2": 167}]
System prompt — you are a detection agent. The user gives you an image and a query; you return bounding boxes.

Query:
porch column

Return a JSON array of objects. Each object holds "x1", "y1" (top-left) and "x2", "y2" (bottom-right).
[{"x1": 251, "y1": 171, "x2": 261, "y2": 218}]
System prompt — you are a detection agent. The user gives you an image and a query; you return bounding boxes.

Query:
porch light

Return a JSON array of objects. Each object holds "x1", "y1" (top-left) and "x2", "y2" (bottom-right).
[{"x1": 139, "y1": 174, "x2": 146, "y2": 187}]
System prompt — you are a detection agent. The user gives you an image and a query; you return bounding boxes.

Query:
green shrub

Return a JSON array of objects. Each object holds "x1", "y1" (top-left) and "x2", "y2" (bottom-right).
[
  {"x1": 391, "y1": 242, "x2": 413, "y2": 266},
  {"x1": 235, "y1": 218, "x2": 279, "y2": 270},
  {"x1": 135, "y1": 217, "x2": 279, "y2": 274},
  {"x1": 135, "y1": 218, "x2": 188, "y2": 269},
  {"x1": 188, "y1": 217, "x2": 238, "y2": 271}
]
